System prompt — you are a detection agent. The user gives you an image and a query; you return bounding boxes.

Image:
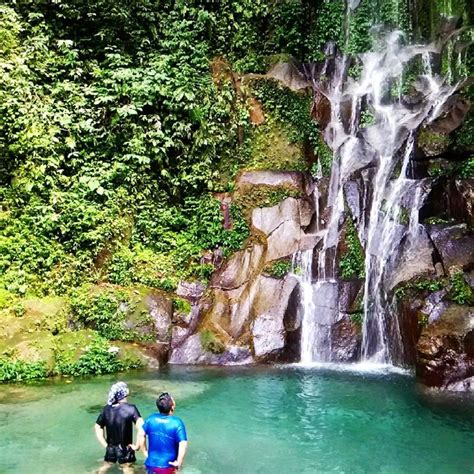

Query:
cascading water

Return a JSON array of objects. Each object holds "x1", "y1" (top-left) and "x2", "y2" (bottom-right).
[{"x1": 295, "y1": 9, "x2": 466, "y2": 365}]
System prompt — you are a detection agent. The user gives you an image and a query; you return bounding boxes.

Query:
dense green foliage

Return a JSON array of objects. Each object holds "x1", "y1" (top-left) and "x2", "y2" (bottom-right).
[
  {"x1": 0, "y1": 336, "x2": 141, "y2": 382},
  {"x1": 70, "y1": 285, "x2": 154, "y2": 341},
  {"x1": 1, "y1": 2, "x2": 333, "y2": 299},
  {"x1": 0, "y1": 358, "x2": 48, "y2": 382},
  {"x1": 339, "y1": 218, "x2": 365, "y2": 279},
  {"x1": 52, "y1": 336, "x2": 142, "y2": 377},
  {"x1": 395, "y1": 273, "x2": 473, "y2": 306},
  {"x1": 448, "y1": 271, "x2": 474, "y2": 305}
]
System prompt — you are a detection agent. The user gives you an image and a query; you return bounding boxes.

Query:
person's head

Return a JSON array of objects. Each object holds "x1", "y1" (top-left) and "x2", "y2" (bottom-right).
[
  {"x1": 107, "y1": 381, "x2": 129, "y2": 406},
  {"x1": 156, "y1": 392, "x2": 175, "y2": 415}
]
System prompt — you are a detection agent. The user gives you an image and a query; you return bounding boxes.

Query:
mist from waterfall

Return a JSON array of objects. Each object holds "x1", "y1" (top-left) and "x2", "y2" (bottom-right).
[{"x1": 295, "y1": 5, "x2": 464, "y2": 365}]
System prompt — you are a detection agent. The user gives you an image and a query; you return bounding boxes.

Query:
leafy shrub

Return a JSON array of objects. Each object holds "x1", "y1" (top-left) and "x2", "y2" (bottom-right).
[
  {"x1": 173, "y1": 297, "x2": 191, "y2": 315},
  {"x1": 0, "y1": 358, "x2": 47, "y2": 382},
  {"x1": 395, "y1": 277, "x2": 445, "y2": 298},
  {"x1": 350, "y1": 311, "x2": 363, "y2": 327},
  {"x1": 448, "y1": 271, "x2": 473, "y2": 305},
  {"x1": 54, "y1": 337, "x2": 142, "y2": 377},
  {"x1": 70, "y1": 286, "x2": 152, "y2": 342}
]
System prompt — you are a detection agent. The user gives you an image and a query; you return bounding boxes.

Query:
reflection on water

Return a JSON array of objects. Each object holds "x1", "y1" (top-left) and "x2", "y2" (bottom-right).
[{"x1": 1, "y1": 366, "x2": 473, "y2": 473}]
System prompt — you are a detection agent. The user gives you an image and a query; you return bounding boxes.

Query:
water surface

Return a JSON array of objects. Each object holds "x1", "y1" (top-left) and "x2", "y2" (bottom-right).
[{"x1": 1, "y1": 365, "x2": 473, "y2": 473}]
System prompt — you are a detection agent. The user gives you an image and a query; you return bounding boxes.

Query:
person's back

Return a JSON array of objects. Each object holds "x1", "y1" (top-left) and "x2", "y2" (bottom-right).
[
  {"x1": 139, "y1": 392, "x2": 188, "y2": 473},
  {"x1": 97, "y1": 402, "x2": 140, "y2": 448},
  {"x1": 94, "y1": 381, "x2": 143, "y2": 473},
  {"x1": 144, "y1": 412, "x2": 187, "y2": 469}
]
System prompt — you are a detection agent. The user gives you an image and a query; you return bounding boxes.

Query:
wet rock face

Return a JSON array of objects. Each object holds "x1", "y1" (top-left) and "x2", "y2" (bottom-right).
[
  {"x1": 145, "y1": 293, "x2": 173, "y2": 344},
  {"x1": 330, "y1": 315, "x2": 361, "y2": 362},
  {"x1": 389, "y1": 228, "x2": 436, "y2": 289},
  {"x1": 250, "y1": 275, "x2": 298, "y2": 361},
  {"x1": 454, "y1": 180, "x2": 474, "y2": 227},
  {"x1": 420, "y1": 180, "x2": 474, "y2": 227},
  {"x1": 416, "y1": 305, "x2": 474, "y2": 390},
  {"x1": 427, "y1": 224, "x2": 474, "y2": 272},
  {"x1": 169, "y1": 172, "x2": 317, "y2": 365},
  {"x1": 169, "y1": 333, "x2": 253, "y2": 365}
]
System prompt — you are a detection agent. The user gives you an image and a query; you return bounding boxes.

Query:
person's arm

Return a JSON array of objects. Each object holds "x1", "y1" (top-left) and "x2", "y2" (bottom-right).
[
  {"x1": 129, "y1": 417, "x2": 144, "y2": 450},
  {"x1": 94, "y1": 423, "x2": 107, "y2": 448},
  {"x1": 137, "y1": 425, "x2": 148, "y2": 458},
  {"x1": 169, "y1": 440, "x2": 187, "y2": 469}
]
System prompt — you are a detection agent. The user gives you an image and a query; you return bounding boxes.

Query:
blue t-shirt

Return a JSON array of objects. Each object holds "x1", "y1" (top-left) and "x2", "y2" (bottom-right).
[{"x1": 143, "y1": 413, "x2": 187, "y2": 468}]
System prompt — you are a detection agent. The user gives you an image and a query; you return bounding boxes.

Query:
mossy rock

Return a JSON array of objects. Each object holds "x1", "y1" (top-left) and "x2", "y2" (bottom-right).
[
  {"x1": 262, "y1": 258, "x2": 292, "y2": 279},
  {"x1": 247, "y1": 121, "x2": 307, "y2": 172},
  {"x1": 418, "y1": 128, "x2": 451, "y2": 156},
  {"x1": 199, "y1": 329, "x2": 226, "y2": 354},
  {"x1": 234, "y1": 183, "x2": 302, "y2": 221}
]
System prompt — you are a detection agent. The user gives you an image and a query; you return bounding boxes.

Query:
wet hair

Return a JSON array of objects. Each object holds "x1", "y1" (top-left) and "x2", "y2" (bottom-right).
[{"x1": 156, "y1": 392, "x2": 174, "y2": 414}]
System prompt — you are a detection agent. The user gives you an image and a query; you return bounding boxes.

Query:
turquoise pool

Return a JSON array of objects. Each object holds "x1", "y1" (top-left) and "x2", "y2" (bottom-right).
[{"x1": 1, "y1": 365, "x2": 473, "y2": 473}]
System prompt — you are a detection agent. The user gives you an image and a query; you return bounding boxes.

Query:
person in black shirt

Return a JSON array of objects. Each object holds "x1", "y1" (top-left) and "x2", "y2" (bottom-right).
[{"x1": 95, "y1": 381, "x2": 144, "y2": 473}]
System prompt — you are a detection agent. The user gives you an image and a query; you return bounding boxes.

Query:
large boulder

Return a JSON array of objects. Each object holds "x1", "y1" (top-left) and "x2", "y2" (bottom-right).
[
  {"x1": 145, "y1": 292, "x2": 173, "y2": 344},
  {"x1": 252, "y1": 197, "x2": 320, "y2": 262},
  {"x1": 252, "y1": 198, "x2": 309, "y2": 235},
  {"x1": 416, "y1": 304, "x2": 474, "y2": 390},
  {"x1": 389, "y1": 228, "x2": 436, "y2": 289},
  {"x1": 427, "y1": 224, "x2": 474, "y2": 272},
  {"x1": 236, "y1": 170, "x2": 307, "y2": 193},
  {"x1": 170, "y1": 304, "x2": 201, "y2": 350},
  {"x1": 211, "y1": 244, "x2": 265, "y2": 290},
  {"x1": 250, "y1": 275, "x2": 298, "y2": 361},
  {"x1": 176, "y1": 281, "x2": 205, "y2": 303},
  {"x1": 266, "y1": 61, "x2": 310, "y2": 91},
  {"x1": 428, "y1": 94, "x2": 470, "y2": 135}
]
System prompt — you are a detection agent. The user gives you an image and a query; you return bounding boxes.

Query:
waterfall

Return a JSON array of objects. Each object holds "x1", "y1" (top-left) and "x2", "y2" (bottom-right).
[
  {"x1": 293, "y1": 188, "x2": 335, "y2": 363},
  {"x1": 296, "y1": 16, "x2": 463, "y2": 365}
]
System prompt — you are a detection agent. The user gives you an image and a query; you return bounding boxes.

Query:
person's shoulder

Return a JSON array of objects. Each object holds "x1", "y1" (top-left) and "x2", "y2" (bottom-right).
[
  {"x1": 144, "y1": 412, "x2": 158, "y2": 422},
  {"x1": 123, "y1": 403, "x2": 140, "y2": 414},
  {"x1": 171, "y1": 415, "x2": 186, "y2": 425}
]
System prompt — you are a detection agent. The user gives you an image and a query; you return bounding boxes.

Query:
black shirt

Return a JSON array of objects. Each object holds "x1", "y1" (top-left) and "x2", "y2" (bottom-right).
[{"x1": 96, "y1": 403, "x2": 141, "y2": 447}]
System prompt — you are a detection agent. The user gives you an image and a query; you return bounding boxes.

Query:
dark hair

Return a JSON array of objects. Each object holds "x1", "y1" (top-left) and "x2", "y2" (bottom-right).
[{"x1": 156, "y1": 392, "x2": 174, "y2": 414}]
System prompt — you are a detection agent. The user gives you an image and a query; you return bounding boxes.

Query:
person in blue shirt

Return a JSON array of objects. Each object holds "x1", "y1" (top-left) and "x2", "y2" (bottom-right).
[{"x1": 138, "y1": 392, "x2": 188, "y2": 473}]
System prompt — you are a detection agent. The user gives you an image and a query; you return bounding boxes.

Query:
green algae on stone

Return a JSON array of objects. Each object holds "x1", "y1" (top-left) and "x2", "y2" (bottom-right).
[
  {"x1": 199, "y1": 329, "x2": 226, "y2": 354},
  {"x1": 263, "y1": 259, "x2": 292, "y2": 279}
]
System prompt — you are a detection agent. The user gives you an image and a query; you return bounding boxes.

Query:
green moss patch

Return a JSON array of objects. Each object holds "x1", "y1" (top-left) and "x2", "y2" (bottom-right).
[
  {"x1": 199, "y1": 329, "x2": 225, "y2": 354},
  {"x1": 338, "y1": 218, "x2": 365, "y2": 280},
  {"x1": 263, "y1": 259, "x2": 292, "y2": 279},
  {"x1": 246, "y1": 121, "x2": 307, "y2": 172},
  {"x1": 70, "y1": 284, "x2": 156, "y2": 343}
]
